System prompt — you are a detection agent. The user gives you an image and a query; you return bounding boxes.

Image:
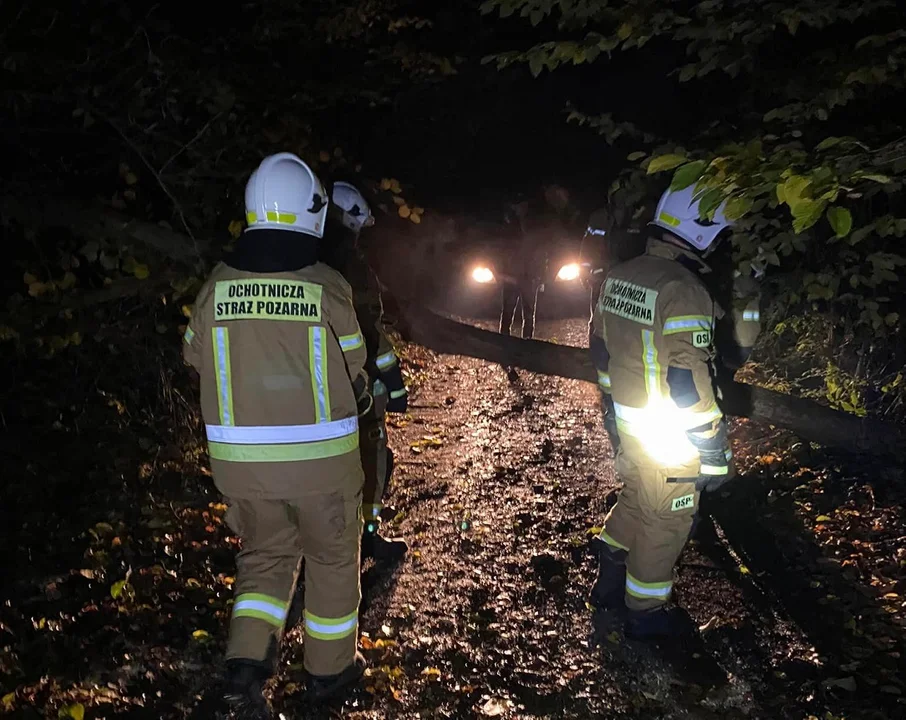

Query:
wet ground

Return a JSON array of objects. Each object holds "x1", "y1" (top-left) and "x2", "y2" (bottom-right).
[{"x1": 1, "y1": 316, "x2": 904, "y2": 718}]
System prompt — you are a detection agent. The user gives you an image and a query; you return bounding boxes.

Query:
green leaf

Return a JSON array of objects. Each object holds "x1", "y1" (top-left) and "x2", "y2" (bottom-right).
[
  {"x1": 58, "y1": 704, "x2": 85, "y2": 720},
  {"x1": 670, "y1": 161, "x2": 707, "y2": 191},
  {"x1": 110, "y1": 580, "x2": 128, "y2": 599},
  {"x1": 626, "y1": 151, "x2": 647, "y2": 161},
  {"x1": 697, "y1": 188, "x2": 724, "y2": 219},
  {"x1": 792, "y1": 199, "x2": 824, "y2": 233},
  {"x1": 647, "y1": 153, "x2": 687, "y2": 174},
  {"x1": 528, "y1": 53, "x2": 544, "y2": 77},
  {"x1": 816, "y1": 136, "x2": 842, "y2": 151},
  {"x1": 724, "y1": 196, "x2": 754, "y2": 221},
  {"x1": 826, "y1": 206, "x2": 853, "y2": 238},
  {"x1": 858, "y1": 173, "x2": 892, "y2": 184}
]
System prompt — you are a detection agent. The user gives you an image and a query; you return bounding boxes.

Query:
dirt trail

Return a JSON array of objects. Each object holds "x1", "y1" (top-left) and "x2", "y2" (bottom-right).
[{"x1": 2, "y1": 317, "x2": 904, "y2": 719}]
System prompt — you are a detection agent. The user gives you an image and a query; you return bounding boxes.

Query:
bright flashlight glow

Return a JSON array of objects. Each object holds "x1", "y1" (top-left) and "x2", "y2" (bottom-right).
[
  {"x1": 472, "y1": 267, "x2": 494, "y2": 283},
  {"x1": 556, "y1": 263, "x2": 581, "y2": 281},
  {"x1": 628, "y1": 398, "x2": 701, "y2": 467}
]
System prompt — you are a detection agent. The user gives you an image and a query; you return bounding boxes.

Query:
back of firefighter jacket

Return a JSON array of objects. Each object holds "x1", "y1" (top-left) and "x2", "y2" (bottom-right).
[
  {"x1": 592, "y1": 238, "x2": 723, "y2": 473},
  {"x1": 184, "y1": 261, "x2": 367, "y2": 499}
]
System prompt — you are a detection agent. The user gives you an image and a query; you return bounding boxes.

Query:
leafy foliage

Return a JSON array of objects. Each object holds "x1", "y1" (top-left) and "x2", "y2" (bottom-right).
[{"x1": 482, "y1": 0, "x2": 906, "y2": 334}]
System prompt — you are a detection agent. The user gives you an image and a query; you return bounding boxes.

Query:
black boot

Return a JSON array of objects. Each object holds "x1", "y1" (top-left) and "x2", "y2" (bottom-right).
[
  {"x1": 222, "y1": 660, "x2": 272, "y2": 720},
  {"x1": 589, "y1": 537, "x2": 627, "y2": 612},
  {"x1": 361, "y1": 520, "x2": 408, "y2": 563},
  {"x1": 306, "y1": 651, "x2": 367, "y2": 702},
  {"x1": 625, "y1": 605, "x2": 696, "y2": 642}
]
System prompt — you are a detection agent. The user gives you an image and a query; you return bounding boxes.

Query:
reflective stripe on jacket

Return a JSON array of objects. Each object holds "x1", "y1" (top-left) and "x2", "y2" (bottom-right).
[{"x1": 184, "y1": 261, "x2": 367, "y2": 499}]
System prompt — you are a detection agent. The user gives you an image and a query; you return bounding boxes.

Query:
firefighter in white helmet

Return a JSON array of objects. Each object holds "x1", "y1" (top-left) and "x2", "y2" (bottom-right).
[
  {"x1": 588, "y1": 185, "x2": 737, "y2": 640},
  {"x1": 184, "y1": 153, "x2": 368, "y2": 717},
  {"x1": 324, "y1": 181, "x2": 409, "y2": 562}
]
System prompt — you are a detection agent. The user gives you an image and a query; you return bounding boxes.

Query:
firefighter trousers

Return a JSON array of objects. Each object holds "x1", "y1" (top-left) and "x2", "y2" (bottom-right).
[
  {"x1": 597, "y1": 441, "x2": 699, "y2": 611},
  {"x1": 225, "y1": 480, "x2": 362, "y2": 677},
  {"x1": 360, "y1": 380, "x2": 391, "y2": 528}
]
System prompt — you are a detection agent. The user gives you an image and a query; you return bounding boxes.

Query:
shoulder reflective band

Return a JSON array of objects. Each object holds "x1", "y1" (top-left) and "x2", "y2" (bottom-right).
[
  {"x1": 233, "y1": 593, "x2": 288, "y2": 627},
  {"x1": 375, "y1": 351, "x2": 398, "y2": 370},
  {"x1": 641, "y1": 329, "x2": 661, "y2": 400},
  {"x1": 213, "y1": 279, "x2": 322, "y2": 322},
  {"x1": 597, "y1": 370, "x2": 612, "y2": 390},
  {"x1": 212, "y1": 327, "x2": 235, "y2": 426},
  {"x1": 339, "y1": 331, "x2": 364, "y2": 352},
  {"x1": 309, "y1": 326, "x2": 331, "y2": 423},
  {"x1": 743, "y1": 309, "x2": 760, "y2": 321},
  {"x1": 626, "y1": 572, "x2": 672, "y2": 600},
  {"x1": 184, "y1": 326, "x2": 195, "y2": 345},
  {"x1": 304, "y1": 610, "x2": 358, "y2": 641},
  {"x1": 663, "y1": 315, "x2": 711, "y2": 335}
]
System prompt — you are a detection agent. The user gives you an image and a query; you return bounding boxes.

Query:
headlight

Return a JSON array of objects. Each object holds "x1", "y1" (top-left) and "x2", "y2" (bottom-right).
[
  {"x1": 556, "y1": 263, "x2": 581, "y2": 281},
  {"x1": 471, "y1": 266, "x2": 495, "y2": 283}
]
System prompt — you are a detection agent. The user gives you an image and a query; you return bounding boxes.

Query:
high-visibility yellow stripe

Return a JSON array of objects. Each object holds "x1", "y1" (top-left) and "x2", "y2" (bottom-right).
[
  {"x1": 309, "y1": 326, "x2": 330, "y2": 423},
  {"x1": 626, "y1": 572, "x2": 672, "y2": 599},
  {"x1": 212, "y1": 327, "x2": 235, "y2": 426},
  {"x1": 304, "y1": 609, "x2": 358, "y2": 641},
  {"x1": 597, "y1": 529, "x2": 629, "y2": 551},
  {"x1": 641, "y1": 329, "x2": 660, "y2": 400},
  {"x1": 246, "y1": 211, "x2": 298, "y2": 225},
  {"x1": 658, "y1": 211, "x2": 681, "y2": 227},
  {"x1": 208, "y1": 433, "x2": 359, "y2": 463}
]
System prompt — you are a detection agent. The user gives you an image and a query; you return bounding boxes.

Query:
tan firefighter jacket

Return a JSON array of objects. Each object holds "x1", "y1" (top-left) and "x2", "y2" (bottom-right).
[
  {"x1": 183, "y1": 262, "x2": 367, "y2": 499},
  {"x1": 591, "y1": 236, "x2": 724, "y2": 474},
  {"x1": 330, "y1": 243, "x2": 407, "y2": 411}
]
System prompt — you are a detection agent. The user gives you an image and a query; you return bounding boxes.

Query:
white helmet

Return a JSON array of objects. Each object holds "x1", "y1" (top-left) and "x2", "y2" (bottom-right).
[
  {"x1": 245, "y1": 153, "x2": 328, "y2": 238},
  {"x1": 650, "y1": 186, "x2": 733, "y2": 252},
  {"x1": 331, "y1": 181, "x2": 374, "y2": 233}
]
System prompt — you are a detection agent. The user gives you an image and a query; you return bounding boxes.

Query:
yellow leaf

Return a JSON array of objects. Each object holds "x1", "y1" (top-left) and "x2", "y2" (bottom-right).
[
  {"x1": 2, "y1": 693, "x2": 15, "y2": 711},
  {"x1": 192, "y1": 629, "x2": 210, "y2": 640},
  {"x1": 815, "y1": 515, "x2": 832, "y2": 522},
  {"x1": 380, "y1": 178, "x2": 392, "y2": 191},
  {"x1": 28, "y1": 281, "x2": 49, "y2": 298},
  {"x1": 319, "y1": 150, "x2": 331, "y2": 163},
  {"x1": 58, "y1": 703, "x2": 85, "y2": 720},
  {"x1": 228, "y1": 220, "x2": 244, "y2": 239},
  {"x1": 23, "y1": 272, "x2": 37, "y2": 284},
  {"x1": 412, "y1": 206, "x2": 425, "y2": 215},
  {"x1": 60, "y1": 271, "x2": 77, "y2": 290},
  {"x1": 739, "y1": 564, "x2": 751, "y2": 575},
  {"x1": 390, "y1": 179, "x2": 402, "y2": 194},
  {"x1": 392, "y1": 196, "x2": 406, "y2": 206},
  {"x1": 398, "y1": 205, "x2": 412, "y2": 219},
  {"x1": 588, "y1": 526, "x2": 603, "y2": 535},
  {"x1": 181, "y1": 304, "x2": 193, "y2": 318},
  {"x1": 125, "y1": 172, "x2": 138, "y2": 185},
  {"x1": 421, "y1": 667, "x2": 442, "y2": 678},
  {"x1": 133, "y1": 263, "x2": 150, "y2": 280},
  {"x1": 410, "y1": 213, "x2": 422, "y2": 224}
]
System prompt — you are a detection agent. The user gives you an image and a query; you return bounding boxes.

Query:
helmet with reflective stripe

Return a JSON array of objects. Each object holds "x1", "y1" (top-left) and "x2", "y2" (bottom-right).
[
  {"x1": 331, "y1": 181, "x2": 375, "y2": 233},
  {"x1": 650, "y1": 186, "x2": 733, "y2": 252},
  {"x1": 244, "y1": 153, "x2": 329, "y2": 238}
]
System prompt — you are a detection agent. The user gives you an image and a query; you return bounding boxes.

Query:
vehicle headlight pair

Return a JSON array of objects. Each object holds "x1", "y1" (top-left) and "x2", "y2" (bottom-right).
[{"x1": 470, "y1": 263, "x2": 582, "y2": 284}]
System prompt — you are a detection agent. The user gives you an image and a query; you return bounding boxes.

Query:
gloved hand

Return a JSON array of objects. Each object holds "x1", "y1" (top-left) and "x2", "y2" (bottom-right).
[
  {"x1": 386, "y1": 387, "x2": 408, "y2": 414},
  {"x1": 687, "y1": 419, "x2": 735, "y2": 493},
  {"x1": 380, "y1": 363, "x2": 408, "y2": 413}
]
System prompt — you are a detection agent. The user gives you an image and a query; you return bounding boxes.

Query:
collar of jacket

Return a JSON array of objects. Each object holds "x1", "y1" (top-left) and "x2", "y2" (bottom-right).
[
  {"x1": 225, "y1": 228, "x2": 320, "y2": 273},
  {"x1": 645, "y1": 235, "x2": 712, "y2": 276}
]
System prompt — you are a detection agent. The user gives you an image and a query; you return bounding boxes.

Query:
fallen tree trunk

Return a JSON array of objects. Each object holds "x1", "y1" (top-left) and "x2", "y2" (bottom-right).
[
  {"x1": 6, "y1": 201, "x2": 905, "y2": 457},
  {"x1": 395, "y1": 303, "x2": 906, "y2": 458}
]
